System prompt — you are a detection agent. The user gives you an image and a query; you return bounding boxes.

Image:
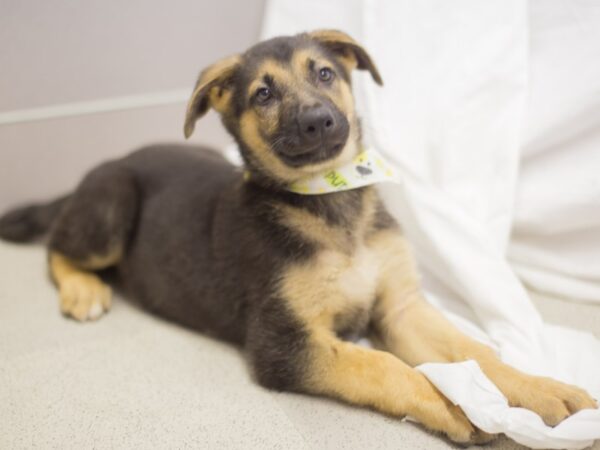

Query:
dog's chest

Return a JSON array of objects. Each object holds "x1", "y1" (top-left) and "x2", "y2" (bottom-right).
[{"x1": 280, "y1": 243, "x2": 381, "y2": 331}]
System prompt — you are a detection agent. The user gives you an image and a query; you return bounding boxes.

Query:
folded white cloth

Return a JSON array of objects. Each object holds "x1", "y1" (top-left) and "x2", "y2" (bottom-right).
[
  {"x1": 263, "y1": 0, "x2": 600, "y2": 448},
  {"x1": 418, "y1": 361, "x2": 600, "y2": 450}
]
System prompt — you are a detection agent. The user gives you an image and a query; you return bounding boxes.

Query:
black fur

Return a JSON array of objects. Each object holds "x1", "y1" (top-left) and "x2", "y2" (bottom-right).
[
  {"x1": 49, "y1": 162, "x2": 139, "y2": 263},
  {"x1": 0, "y1": 195, "x2": 69, "y2": 242}
]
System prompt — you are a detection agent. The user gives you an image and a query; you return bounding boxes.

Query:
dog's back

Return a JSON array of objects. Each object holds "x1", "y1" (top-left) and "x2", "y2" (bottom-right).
[{"x1": 116, "y1": 145, "x2": 249, "y2": 341}]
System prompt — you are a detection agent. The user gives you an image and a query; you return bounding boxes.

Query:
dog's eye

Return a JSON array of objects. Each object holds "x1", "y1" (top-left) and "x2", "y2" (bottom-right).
[
  {"x1": 318, "y1": 67, "x2": 334, "y2": 82},
  {"x1": 255, "y1": 87, "x2": 272, "y2": 104}
]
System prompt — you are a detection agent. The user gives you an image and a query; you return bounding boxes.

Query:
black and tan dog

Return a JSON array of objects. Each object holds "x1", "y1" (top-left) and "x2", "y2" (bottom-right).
[{"x1": 0, "y1": 30, "x2": 596, "y2": 444}]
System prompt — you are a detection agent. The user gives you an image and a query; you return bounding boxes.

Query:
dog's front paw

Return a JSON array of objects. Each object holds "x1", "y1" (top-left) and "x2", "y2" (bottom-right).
[
  {"x1": 409, "y1": 376, "x2": 496, "y2": 445},
  {"x1": 59, "y1": 274, "x2": 111, "y2": 321},
  {"x1": 507, "y1": 375, "x2": 597, "y2": 426}
]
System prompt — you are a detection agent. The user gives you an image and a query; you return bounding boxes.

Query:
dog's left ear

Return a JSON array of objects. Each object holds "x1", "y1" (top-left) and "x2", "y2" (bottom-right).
[
  {"x1": 308, "y1": 29, "x2": 383, "y2": 85},
  {"x1": 184, "y1": 54, "x2": 241, "y2": 139}
]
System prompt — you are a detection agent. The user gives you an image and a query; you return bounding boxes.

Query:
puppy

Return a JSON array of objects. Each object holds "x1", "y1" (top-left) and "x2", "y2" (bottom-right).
[{"x1": 0, "y1": 30, "x2": 596, "y2": 444}]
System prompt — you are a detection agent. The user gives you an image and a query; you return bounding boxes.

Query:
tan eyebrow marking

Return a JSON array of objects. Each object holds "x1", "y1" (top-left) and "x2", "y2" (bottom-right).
[
  {"x1": 247, "y1": 59, "x2": 298, "y2": 102},
  {"x1": 291, "y1": 48, "x2": 332, "y2": 76}
]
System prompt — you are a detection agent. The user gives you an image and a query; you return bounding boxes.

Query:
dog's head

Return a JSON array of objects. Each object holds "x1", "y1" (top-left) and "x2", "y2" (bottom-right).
[{"x1": 184, "y1": 30, "x2": 382, "y2": 184}]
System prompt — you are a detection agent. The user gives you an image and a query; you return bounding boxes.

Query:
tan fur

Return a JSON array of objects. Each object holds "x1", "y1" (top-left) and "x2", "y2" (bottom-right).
[
  {"x1": 281, "y1": 247, "x2": 379, "y2": 329},
  {"x1": 309, "y1": 29, "x2": 358, "y2": 45},
  {"x1": 368, "y1": 230, "x2": 423, "y2": 319},
  {"x1": 337, "y1": 80, "x2": 355, "y2": 118},
  {"x1": 336, "y1": 53, "x2": 359, "y2": 73},
  {"x1": 239, "y1": 110, "x2": 301, "y2": 182},
  {"x1": 291, "y1": 48, "x2": 318, "y2": 72},
  {"x1": 303, "y1": 329, "x2": 488, "y2": 444},
  {"x1": 199, "y1": 55, "x2": 242, "y2": 87},
  {"x1": 276, "y1": 188, "x2": 377, "y2": 253},
  {"x1": 49, "y1": 252, "x2": 111, "y2": 321},
  {"x1": 251, "y1": 59, "x2": 296, "y2": 93},
  {"x1": 292, "y1": 47, "x2": 357, "y2": 77},
  {"x1": 208, "y1": 86, "x2": 234, "y2": 115},
  {"x1": 278, "y1": 189, "x2": 378, "y2": 328},
  {"x1": 277, "y1": 206, "x2": 352, "y2": 253},
  {"x1": 184, "y1": 54, "x2": 241, "y2": 138}
]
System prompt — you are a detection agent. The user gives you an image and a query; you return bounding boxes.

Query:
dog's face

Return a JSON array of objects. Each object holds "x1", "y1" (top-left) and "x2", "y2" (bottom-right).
[{"x1": 184, "y1": 30, "x2": 382, "y2": 183}]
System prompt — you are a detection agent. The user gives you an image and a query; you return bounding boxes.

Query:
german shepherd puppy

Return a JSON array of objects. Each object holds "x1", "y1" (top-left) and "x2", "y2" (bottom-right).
[{"x1": 0, "y1": 30, "x2": 596, "y2": 444}]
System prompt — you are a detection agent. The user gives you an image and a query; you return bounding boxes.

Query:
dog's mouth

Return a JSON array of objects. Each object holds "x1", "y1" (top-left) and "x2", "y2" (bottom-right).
[{"x1": 277, "y1": 142, "x2": 345, "y2": 167}]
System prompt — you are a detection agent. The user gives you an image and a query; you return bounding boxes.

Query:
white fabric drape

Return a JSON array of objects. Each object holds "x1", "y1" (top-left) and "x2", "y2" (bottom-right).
[
  {"x1": 509, "y1": 0, "x2": 600, "y2": 303},
  {"x1": 261, "y1": 0, "x2": 600, "y2": 448}
]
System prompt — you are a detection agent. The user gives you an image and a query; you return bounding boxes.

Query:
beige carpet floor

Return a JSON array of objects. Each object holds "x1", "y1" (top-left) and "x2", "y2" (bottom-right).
[{"x1": 1, "y1": 240, "x2": 598, "y2": 449}]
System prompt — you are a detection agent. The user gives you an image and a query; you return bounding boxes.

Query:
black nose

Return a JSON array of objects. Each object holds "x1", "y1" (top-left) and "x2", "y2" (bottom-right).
[{"x1": 298, "y1": 105, "x2": 336, "y2": 142}]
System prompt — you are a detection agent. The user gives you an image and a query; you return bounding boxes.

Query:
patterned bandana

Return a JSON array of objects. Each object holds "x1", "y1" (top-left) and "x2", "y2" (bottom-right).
[{"x1": 286, "y1": 147, "x2": 400, "y2": 195}]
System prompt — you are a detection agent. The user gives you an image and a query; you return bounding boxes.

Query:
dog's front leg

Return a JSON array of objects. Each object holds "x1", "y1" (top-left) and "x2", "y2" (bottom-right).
[
  {"x1": 249, "y1": 322, "x2": 486, "y2": 444},
  {"x1": 369, "y1": 230, "x2": 598, "y2": 427}
]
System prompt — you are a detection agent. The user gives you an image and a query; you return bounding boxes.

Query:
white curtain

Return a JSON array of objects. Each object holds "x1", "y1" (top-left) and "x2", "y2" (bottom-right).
[{"x1": 261, "y1": 1, "x2": 600, "y2": 448}]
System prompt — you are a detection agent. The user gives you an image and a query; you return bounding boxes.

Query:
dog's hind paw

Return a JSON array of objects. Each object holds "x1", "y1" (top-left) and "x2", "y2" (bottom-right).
[{"x1": 59, "y1": 274, "x2": 111, "y2": 322}]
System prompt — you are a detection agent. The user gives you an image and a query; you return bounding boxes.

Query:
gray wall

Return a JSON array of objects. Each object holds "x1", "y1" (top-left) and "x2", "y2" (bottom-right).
[{"x1": 0, "y1": 0, "x2": 265, "y2": 210}]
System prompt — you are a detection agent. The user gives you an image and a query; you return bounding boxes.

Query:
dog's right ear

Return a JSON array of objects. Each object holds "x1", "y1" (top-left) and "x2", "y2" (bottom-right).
[
  {"x1": 308, "y1": 29, "x2": 383, "y2": 86},
  {"x1": 184, "y1": 55, "x2": 241, "y2": 139}
]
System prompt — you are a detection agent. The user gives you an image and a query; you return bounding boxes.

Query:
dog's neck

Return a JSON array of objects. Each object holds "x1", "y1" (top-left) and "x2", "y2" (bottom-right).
[
  {"x1": 241, "y1": 169, "x2": 372, "y2": 231},
  {"x1": 276, "y1": 185, "x2": 371, "y2": 227}
]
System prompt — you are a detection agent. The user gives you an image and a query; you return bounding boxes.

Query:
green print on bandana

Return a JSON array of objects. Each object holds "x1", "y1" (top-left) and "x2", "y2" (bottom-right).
[
  {"x1": 324, "y1": 170, "x2": 349, "y2": 188},
  {"x1": 284, "y1": 148, "x2": 400, "y2": 195}
]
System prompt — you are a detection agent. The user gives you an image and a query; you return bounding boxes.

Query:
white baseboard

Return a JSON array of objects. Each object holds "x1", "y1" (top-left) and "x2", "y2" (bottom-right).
[{"x1": 0, "y1": 89, "x2": 190, "y2": 126}]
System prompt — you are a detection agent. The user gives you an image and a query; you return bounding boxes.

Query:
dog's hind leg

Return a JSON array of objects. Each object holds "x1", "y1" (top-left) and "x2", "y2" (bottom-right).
[
  {"x1": 49, "y1": 252, "x2": 113, "y2": 321},
  {"x1": 48, "y1": 162, "x2": 139, "y2": 321}
]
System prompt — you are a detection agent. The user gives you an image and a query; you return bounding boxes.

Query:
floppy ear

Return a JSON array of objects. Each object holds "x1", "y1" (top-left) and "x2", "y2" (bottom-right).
[
  {"x1": 184, "y1": 54, "x2": 241, "y2": 139},
  {"x1": 308, "y1": 29, "x2": 383, "y2": 85}
]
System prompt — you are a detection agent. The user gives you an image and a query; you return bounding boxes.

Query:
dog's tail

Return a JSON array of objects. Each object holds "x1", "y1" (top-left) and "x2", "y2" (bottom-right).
[{"x1": 0, "y1": 195, "x2": 69, "y2": 243}]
